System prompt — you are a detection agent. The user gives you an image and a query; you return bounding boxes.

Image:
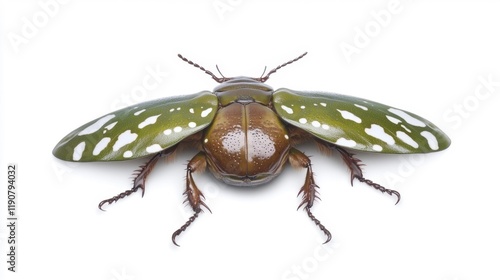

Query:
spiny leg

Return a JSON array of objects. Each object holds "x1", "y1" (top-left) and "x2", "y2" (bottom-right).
[
  {"x1": 98, "y1": 146, "x2": 177, "y2": 210},
  {"x1": 172, "y1": 152, "x2": 210, "y2": 246},
  {"x1": 319, "y1": 140, "x2": 401, "y2": 204},
  {"x1": 289, "y1": 148, "x2": 332, "y2": 244}
]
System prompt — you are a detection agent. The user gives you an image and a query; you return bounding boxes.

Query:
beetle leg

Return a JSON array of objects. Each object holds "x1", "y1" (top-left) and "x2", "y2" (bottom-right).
[
  {"x1": 319, "y1": 141, "x2": 401, "y2": 205},
  {"x1": 98, "y1": 146, "x2": 177, "y2": 210},
  {"x1": 289, "y1": 148, "x2": 332, "y2": 244},
  {"x1": 172, "y1": 152, "x2": 210, "y2": 246}
]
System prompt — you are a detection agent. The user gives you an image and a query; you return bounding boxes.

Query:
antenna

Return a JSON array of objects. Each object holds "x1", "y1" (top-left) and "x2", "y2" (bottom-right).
[
  {"x1": 259, "y1": 52, "x2": 308, "y2": 82},
  {"x1": 178, "y1": 54, "x2": 227, "y2": 83},
  {"x1": 178, "y1": 52, "x2": 308, "y2": 83}
]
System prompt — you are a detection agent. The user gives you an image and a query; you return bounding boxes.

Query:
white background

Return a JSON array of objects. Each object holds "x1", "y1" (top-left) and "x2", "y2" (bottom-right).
[{"x1": 1, "y1": 1, "x2": 500, "y2": 279}]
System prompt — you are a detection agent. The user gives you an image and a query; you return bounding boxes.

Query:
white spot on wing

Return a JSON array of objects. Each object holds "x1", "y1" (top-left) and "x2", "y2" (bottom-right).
[
  {"x1": 420, "y1": 131, "x2": 439, "y2": 150},
  {"x1": 105, "y1": 121, "x2": 117, "y2": 131},
  {"x1": 164, "y1": 129, "x2": 172, "y2": 135},
  {"x1": 355, "y1": 104, "x2": 368, "y2": 110},
  {"x1": 321, "y1": 124, "x2": 330, "y2": 130},
  {"x1": 386, "y1": 115, "x2": 402, "y2": 124},
  {"x1": 146, "y1": 144, "x2": 163, "y2": 153},
  {"x1": 134, "y1": 109, "x2": 146, "y2": 116},
  {"x1": 300, "y1": 105, "x2": 305, "y2": 109},
  {"x1": 113, "y1": 130, "x2": 138, "y2": 151},
  {"x1": 401, "y1": 125, "x2": 411, "y2": 133},
  {"x1": 365, "y1": 124, "x2": 395, "y2": 145},
  {"x1": 337, "y1": 109, "x2": 362, "y2": 123},
  {"x1": 388, "y1": 108, "x2": 426, "y2": 127},
  {"x1": 201, "y1": 108, "x2": 213, "y2": 118},
  {"x1": 73, "y1": 141, "x2": 86, "y2": 161},
  {"x1": 396, "y1": 131, "x2": 419, "y2": 148},
  {"x1": 188, "y1": 122, "x2": 196, "y2": 128},
  {"x1": 281, "y1": 105, "x2": 294, "y2": 114},
  {"x1": 93, "y1": 137, "x2": 111, "y2": 156},
  {"x1": 372, "y1": 144, "x2": 383, "y2": 151},
  {"x1": 336, "y1": 138, "x2": 356, "y2": 147},
  {"x1": 138, "y1": 114, "x2": 161, "y2": 129},
  {"x1": 123, "y1": 151, "x2": 133, "y2": 158},
  {"x1": 78, "y1": 114, "x2": 115, "y2": 136},
  {"x1": 311, "y1": 121, "x2": 320, "y2": 127},
  {"x1": 173, "y1": 126, "x2": 182, "y2": 133},
  {"x1": 299, "y1": 118, "x2": 307, "y2": 124},
  {"x1": 189, "y1": 108, "x2": 194, "y2": 114},
  {"x1": 320, "y1": 102, "x2": 327, "y2": 107}
]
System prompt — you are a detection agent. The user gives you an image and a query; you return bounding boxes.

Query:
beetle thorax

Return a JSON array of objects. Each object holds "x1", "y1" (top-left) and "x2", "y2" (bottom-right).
[{"x1": 213, "y1": 77, "x2": 274, "y2": 106}]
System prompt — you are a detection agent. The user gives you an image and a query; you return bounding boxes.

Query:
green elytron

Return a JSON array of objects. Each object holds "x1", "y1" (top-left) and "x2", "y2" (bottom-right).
[{"x1": 53, "y1": 53, "x2": 451, "y2": 245}]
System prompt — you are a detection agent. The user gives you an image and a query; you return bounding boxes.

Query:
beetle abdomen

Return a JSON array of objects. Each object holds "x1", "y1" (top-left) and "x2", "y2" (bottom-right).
[{"x1": 203, "y1": 103, "x2": 290, "y2": 186}]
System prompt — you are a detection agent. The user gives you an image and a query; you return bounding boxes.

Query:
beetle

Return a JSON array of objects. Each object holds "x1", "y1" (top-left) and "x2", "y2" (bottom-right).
[{"x1": 53, "y1": 52, "x2": 451, "y2": 246}]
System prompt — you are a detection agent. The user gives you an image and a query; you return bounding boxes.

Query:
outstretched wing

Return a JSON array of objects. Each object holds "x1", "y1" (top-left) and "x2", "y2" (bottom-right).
[
  {"x1": 53, "y1": 91, "x2": 218, "y2": 161},
  {"x1": 273, "y1": 89, "x2": 451, "y2": 153}
]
